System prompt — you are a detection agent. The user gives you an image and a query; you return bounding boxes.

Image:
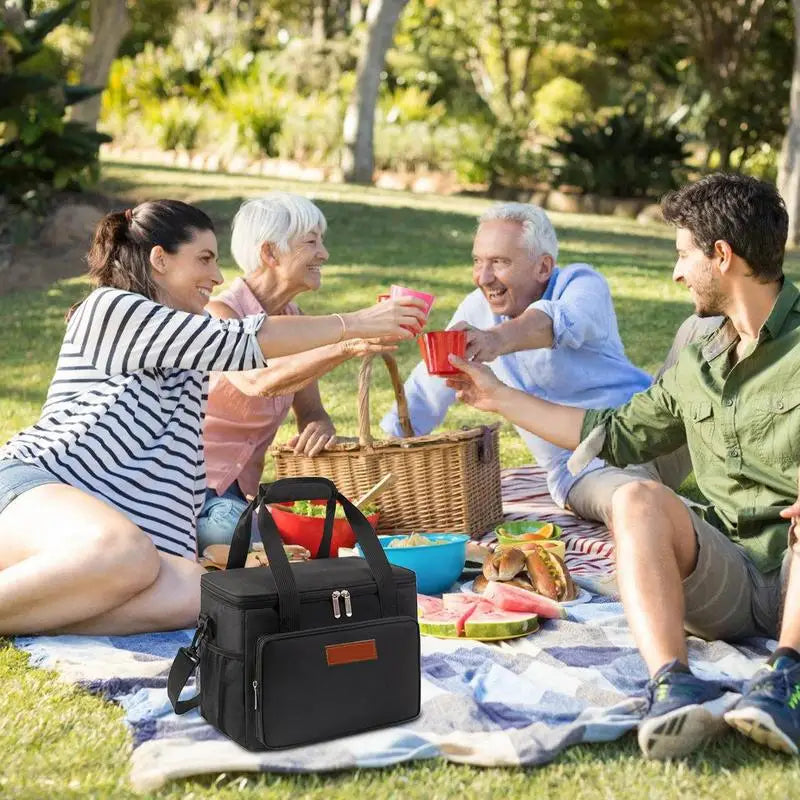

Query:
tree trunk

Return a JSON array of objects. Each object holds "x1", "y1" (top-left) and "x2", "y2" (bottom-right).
[
  {"x1": 312, "y1": 0, "x2": 328, "y2": 45},
  {"x1": 341, "y1": 0, "x2": 408, "y2": 184},
  {"x1": 779, "y1": 0, "x2": 800, "y2": 247},
  {"x1": 350, "y1": 0, "x2": 366, "y2": 27},
  {"x1": 70, "y1": 0, "x2": 131, "y2": 129}
]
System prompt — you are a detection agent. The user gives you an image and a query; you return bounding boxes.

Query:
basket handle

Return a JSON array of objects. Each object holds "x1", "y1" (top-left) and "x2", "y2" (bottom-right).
[{"x1": 358, "y1": 352, "x2": 414, "y2": 446}]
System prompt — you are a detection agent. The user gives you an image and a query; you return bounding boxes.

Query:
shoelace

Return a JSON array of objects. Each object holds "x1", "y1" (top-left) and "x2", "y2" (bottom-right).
[
  {"x1": 647, "y1": 673, "x2": 697, "y2": 705},
  {"x1": 746, "y1": 666, "x2": 800, "y2": 702}
]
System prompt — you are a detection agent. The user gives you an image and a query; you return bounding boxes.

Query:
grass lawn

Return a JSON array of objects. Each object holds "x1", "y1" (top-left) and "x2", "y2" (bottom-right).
[{"x1": 2, "y1": 162, "x2": 800, "y2": 798}]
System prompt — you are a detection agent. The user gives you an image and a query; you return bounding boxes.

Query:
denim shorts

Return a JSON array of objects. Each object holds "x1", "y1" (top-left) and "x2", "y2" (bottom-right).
[
  {"x1": 0, "y1": 459, "x2": 62, "y2": 516},
  {"x1": 195, "y1": 483, "x2": 250, "y2": 553}
]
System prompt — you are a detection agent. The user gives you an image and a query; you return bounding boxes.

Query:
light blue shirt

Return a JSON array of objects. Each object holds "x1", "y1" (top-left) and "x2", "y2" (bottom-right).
[{"x1": 380, "y1": 264, "x2": 652, "y2": 507}]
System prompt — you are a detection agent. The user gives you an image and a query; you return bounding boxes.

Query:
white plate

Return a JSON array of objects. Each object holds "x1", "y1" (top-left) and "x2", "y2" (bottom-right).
[{"x1": 460, "y1": 580, "x2": 592, "y2": 607}]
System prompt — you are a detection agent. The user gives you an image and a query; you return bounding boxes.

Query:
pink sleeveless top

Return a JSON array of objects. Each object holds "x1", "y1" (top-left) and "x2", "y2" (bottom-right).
[{"x1": 203, "y1": 278, "x2": 299, "y2": 497}]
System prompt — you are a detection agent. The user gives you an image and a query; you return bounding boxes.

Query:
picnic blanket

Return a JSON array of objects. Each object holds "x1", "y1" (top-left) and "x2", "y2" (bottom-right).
[{"x1": 12, "y1": 466, "x2": 774, "y2": 792}]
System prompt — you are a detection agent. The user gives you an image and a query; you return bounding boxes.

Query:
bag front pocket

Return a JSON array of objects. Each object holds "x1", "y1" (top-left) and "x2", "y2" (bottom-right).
[
  {"x1": 199, "y1": 641, "x2": 246, "y2": 746},
  {"x1": 254, "y1": 616, "x2": 420, "y2": 749}
]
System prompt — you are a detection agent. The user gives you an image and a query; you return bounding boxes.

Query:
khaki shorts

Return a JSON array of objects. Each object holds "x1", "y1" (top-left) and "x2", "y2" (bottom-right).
[
  {"x1": 565, "y1": 444, "x2": 692, "y2": 528},
  {"x1": 566, "y1": 459, "x2": 795, "y2": 641},
  {"x1": 682, "y1": 506, "x2": 793, "y2": 641}
]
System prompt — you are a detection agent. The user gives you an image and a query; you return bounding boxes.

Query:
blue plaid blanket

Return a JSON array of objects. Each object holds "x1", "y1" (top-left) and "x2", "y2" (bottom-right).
[{"x1": 14, "y1": 594, "x2": 773, "y2": 792}]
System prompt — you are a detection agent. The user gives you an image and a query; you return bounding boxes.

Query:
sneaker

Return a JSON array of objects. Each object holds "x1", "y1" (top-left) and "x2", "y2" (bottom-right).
[
  {"x1": 724, "y1": 655, "x2": 800, "y2": 755},
  {"x1": 637, "y1": 661, "x2": 730, "y2": 760}
]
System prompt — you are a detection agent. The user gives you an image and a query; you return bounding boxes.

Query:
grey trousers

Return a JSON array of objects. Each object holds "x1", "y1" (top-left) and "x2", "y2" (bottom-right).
[{"x1": 565, "y1": 314, "x2": 723, "y2": 527}]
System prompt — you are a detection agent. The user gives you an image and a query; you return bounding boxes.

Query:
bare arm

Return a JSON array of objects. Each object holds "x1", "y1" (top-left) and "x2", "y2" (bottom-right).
[
  {"x1": 207, "y1": 301, "x2": 397, "y2": 397},
  {"x1": 254, "y1": 296, "x2": 425, "y2": 358},
  {"x1": 445, "y1": 355, "x2": 585, "y2": 450},
  {"x1": 457, "y1": 307, "x2": 555, "y2": 361}
]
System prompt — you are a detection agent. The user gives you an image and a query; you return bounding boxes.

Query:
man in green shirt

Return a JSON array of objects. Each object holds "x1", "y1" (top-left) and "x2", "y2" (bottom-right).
[{"x1": 446, "y1": 174, "x2": 800, "y2": 761}]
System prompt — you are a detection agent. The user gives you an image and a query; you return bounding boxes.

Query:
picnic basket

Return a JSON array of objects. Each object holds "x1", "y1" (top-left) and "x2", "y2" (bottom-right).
[{"x1": 270, "y1": 352, "x2": 503, "y2": 537}]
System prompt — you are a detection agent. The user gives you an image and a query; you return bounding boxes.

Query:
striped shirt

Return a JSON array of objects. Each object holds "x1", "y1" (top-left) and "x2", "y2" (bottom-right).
[{"x1": 0, "y1": 288, "x2": 266, "y2": 559}]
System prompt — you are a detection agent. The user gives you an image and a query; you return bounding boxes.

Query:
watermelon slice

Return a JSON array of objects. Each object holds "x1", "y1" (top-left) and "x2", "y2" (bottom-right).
[
  {"x1": 483, "y1": 580, "x2": 566, "y2": 619},
  {"x1": 417, "y1": 595, "x2": 444, "y2": 617},
  {"x1": 441, "y1": 592, "x2": 481, "y2": 611},
  {"x1": 418, "y1": 602, "x2": 477, "y2": 637},
  {"x1": 463, "y1": 606, "x2": 539, "y2": 639}
]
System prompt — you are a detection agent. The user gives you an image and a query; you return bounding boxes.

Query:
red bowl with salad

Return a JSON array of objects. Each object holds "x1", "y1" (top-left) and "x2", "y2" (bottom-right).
[{"x1": 266, "y1": 499, "x2": 380, "y2": 558}]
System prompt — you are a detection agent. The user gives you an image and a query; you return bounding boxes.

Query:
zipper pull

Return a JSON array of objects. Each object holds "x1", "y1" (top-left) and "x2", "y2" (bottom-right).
[
  {"x1": 341, "y1": 588, "x2": 352, "y2": 617},
  {"x1": 252, "y1": 680, "x2": 258, "y2": 711},
  {"x1": 331, "y1": 590, "x2": 341, "y2": 619}
]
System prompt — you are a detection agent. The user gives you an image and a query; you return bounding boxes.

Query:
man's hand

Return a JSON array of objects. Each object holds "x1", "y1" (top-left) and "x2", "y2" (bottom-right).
[
  {"x1": 444, "y1": 355, "x2": 507, "y2": 413},
  {"x1": 780, "y1": 465, "x2": 800, "y2": 545},
  {"x1": 287, "y1": 418, "x2": 337, "y2": 457},
  {"x1": 450, "y1": 321, "x2": 503, "y2": 362}
]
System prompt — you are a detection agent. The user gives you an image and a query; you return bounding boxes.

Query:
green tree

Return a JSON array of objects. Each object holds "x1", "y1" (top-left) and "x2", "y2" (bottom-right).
[{"x1": 0, "y1": 0, "x2": 110, "y2": 208}]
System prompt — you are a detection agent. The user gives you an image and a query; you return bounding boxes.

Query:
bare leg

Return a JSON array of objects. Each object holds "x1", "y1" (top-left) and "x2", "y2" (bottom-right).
[
  {"x1": 610, "y1": 480, "x2": 699, "y2": 675},
  {"x1": 0, "y1": 482, "x2": 195, "y2": 635},
  {"x1": 778, "y1": 536, "x2": 800, "y2": 651},
  {"x1": 54, "y1": 553, "x2": 203, "y2": 635}
]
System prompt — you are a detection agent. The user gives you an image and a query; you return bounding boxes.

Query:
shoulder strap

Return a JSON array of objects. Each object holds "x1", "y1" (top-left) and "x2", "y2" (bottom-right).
[{"x1": 167, "y1": 616, "x2": 209, "y2": 715}]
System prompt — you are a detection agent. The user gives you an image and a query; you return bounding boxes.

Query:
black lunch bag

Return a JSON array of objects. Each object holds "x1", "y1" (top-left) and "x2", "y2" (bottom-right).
[{"x1": 168, "y1": 476, "x2": 421, "y2": 751}]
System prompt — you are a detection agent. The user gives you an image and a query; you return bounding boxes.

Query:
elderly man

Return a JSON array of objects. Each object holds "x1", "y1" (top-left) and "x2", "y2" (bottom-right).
[
  {"x1": 381, "y1": 202, "x2": 708, "y2": 524},
  {"x1": 447, "y1": 175, "x2": 800, "y2": 761}
]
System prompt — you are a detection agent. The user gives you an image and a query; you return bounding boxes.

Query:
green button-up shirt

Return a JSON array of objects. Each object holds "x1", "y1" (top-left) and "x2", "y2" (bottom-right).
[{"x1": 580, "y1": 281, "x2": 800, "y2": 572}]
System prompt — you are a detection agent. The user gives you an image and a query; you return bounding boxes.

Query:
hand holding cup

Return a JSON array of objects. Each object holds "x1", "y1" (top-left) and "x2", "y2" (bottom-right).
[
  {"x1": 347, "y1": 295, "x2": 428, "y2": 341},
  {"x1": 445, "y1": 355, "x2": 506, "y2": 413}
]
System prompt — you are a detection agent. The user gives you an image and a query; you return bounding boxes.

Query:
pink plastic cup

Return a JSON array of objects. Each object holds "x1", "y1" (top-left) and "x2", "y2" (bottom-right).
[
  {"x1": 417, "y1": 330, "x2": 466, "y2": 376},
  {"x1": 390, "y1": 284, "x2": 435, "y2": 332}
]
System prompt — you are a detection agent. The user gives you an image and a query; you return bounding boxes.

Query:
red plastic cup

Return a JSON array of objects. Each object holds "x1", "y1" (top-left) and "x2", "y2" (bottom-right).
[
  {"x1": 376, "y1": 293, "x2": 390, "y2": 303},
  {"x1": 417, "y1": 330, "x2": 466, "y2": 376}
]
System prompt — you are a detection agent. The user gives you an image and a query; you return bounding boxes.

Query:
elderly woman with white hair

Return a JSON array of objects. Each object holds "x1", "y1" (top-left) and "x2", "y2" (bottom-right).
[{"x1": 196, "y1": 192, "x2": 393, "y2": 550}]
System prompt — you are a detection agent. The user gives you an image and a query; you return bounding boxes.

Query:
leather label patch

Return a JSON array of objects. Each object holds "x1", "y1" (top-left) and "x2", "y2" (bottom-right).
[{"x1": 325, "y1": 639, "x2": 378, "y2": 666}]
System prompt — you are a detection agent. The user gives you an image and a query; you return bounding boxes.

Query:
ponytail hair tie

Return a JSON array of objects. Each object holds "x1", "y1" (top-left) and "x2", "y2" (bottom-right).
[{"x1": 124, "y1": 208, "x2": 133, "y2": 223}]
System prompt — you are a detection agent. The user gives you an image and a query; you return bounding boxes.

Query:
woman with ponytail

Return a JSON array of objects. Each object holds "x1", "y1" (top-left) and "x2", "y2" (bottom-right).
[{"x1": 0, "y1": 200, "x2": 425, "y2": 635}]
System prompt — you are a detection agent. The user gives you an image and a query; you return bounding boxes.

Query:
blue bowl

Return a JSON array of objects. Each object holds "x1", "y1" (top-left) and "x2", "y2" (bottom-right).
[{"x1": 357, "y1": 533, "x2": 469, "y2": 595}]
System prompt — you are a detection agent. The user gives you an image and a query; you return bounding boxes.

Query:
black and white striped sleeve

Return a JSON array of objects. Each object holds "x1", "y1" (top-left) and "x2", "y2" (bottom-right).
[{"x1": 71, "y1": 288, "x2": 267, "y2": 375}]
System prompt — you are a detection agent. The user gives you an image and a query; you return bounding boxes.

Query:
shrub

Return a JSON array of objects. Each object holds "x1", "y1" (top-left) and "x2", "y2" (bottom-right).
[
  {"x1": 380, "y1": 86, "x2": 445, "y2": 125},
  {"x1": 464, "y1": 127, "x2": 548, "y2": 193},
  {"x1": 0, "y1": 0, "x2": 110, "y2": 211},
  {"x1": 275, "y1": 94, "x2": 343, "y2": 164},
  {"x1": 529, "y1": 43, "x2": 609, "y2": 105},
  {"x1": 549, "y1": 102, "x2": 689, "y2": 198},
  {"x1": 266, "y1": 38, "x2": 357, "y2": 96},
  {"x1": 140, "y1": 97, "x2": 205, "y2": 151},
  {"x1": 532, "y1": 77, "x2": 593, "y2": 138}
]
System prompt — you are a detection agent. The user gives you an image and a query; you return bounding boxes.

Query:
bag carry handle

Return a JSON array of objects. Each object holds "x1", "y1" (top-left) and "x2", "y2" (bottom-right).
[{"x1": 226, "y1": 477, "x2": 399, "y2": 632}]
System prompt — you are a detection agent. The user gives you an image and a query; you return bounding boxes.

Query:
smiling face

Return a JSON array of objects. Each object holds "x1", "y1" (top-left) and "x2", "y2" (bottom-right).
[
  {"x1": 672, "y1": 227, "x2": 727, "y2": 318},
  {"x1": 270, "y1": 226, "x2": 329, "y2": 294},
  {"x1": 149, "y1": 228, "x2": 222, "y2": 314},
  {"x1": 471, "y1": 220, "x2": 553, "y2": 318}
]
